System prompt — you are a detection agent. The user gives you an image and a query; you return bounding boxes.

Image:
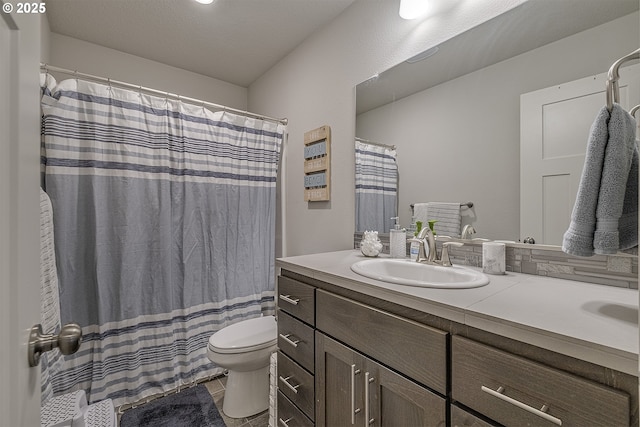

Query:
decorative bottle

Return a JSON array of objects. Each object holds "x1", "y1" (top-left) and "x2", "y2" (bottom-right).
[{"x1": 409, "y1": 221, "x2": 423, "y2": 261}]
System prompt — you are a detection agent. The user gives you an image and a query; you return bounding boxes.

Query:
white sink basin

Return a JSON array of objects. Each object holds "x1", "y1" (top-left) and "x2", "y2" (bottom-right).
[{"x1": 351, "y1": 258, "x2": 489, "y2": 289}]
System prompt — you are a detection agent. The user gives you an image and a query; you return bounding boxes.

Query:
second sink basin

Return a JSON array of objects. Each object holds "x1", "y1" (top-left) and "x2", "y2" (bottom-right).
[{"x1": 351, "y1": 258, "x2": 489, "y2": 289}]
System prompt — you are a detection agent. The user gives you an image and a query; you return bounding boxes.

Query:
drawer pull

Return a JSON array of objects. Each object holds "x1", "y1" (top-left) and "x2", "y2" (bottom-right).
[
  {"x1": 279, "y1": 294, "x2": 300, "y2": 305},
  {"x1": 279, "y1": 333, "x2": 300, "y2": 348},
  {"x1": 279, "y1": 375, "x2": 300, "y2": 394},
  {"x1": 481, "y1": 385, "x2": 562, "y2": 426},
  {"x1": 279, "y1": 417, "x2": 293, "y2": 427},
  {"x1": 351, "y1": 364, "x2": 361, "y2": 425}
]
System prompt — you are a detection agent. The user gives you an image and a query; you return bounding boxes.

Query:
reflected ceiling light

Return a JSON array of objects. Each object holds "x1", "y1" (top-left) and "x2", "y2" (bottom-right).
[
  {"x1": 194, "y1": 0, "x2": 215, "y2": 4},
  {"x1": 405, "y1": 46, "x2": 439, "y2": 63},
  {"x1": 399, "y1": 0, "x2": 430, "y2": 20}
]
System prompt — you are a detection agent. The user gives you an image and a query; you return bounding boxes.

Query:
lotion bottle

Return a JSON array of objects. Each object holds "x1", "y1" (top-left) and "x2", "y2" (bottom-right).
[{"x1": 389, "y1": 217, "x2": 406, "y2": 258}]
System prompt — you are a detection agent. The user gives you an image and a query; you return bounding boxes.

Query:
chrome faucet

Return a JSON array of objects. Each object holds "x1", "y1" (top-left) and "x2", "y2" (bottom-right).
[
  {"x1": 410, "y1": 227, "x2": 464, "y2": 267},
  {"x1": 461, "y1": 224, "x2": 476, "y2": 239},
  {"x1": 414, "y1": 226, "x2": 437, "y2": 263}
]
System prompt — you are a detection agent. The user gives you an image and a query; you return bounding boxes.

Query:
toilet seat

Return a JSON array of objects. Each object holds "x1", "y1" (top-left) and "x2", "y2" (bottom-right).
[{"x1": 208, "y1": 315, "x2": 276, "y2": 354}]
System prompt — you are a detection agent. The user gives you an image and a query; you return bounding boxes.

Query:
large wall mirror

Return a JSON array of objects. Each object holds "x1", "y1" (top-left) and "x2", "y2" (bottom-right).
[{"x1": 355, "y1": 0, "x2": 639, "y2": 245}]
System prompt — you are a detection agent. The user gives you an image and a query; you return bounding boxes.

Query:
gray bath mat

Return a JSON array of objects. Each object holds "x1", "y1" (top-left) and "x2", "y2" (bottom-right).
[{"x1": 120, "y1": 384, "x2": 225, "y2": 427}]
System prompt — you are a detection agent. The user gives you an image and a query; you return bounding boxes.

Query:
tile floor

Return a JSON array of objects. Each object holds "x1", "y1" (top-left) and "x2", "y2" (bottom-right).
[{"x1": 204, "y1": 375, "x2": 269, "y2": 427}]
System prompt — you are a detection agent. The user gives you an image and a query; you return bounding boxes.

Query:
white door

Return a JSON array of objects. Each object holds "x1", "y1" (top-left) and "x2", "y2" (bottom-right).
[
  {"x1": 0, "y1": 6, "x2": 43, "y2": 427},
  {"x1": 520, "y1": 64, "x2": 640, "y2": 245}
]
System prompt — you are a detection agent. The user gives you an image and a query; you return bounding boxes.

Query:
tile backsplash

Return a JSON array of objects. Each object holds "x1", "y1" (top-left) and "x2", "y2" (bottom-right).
[{"x1": 354, "y1": 232, "x2": 638, "y2": 289}]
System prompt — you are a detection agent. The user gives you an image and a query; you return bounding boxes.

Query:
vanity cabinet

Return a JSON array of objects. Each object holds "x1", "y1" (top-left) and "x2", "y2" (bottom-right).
[
  {"x1": 276, "y1": 268, "x2": 635, "y2": 427},
  {"x1": 277, "y1": 276, "x2": 316, "y2": 426},
  {"x1": 451, "y1": 336, "x2": 630, "y2": 427}
]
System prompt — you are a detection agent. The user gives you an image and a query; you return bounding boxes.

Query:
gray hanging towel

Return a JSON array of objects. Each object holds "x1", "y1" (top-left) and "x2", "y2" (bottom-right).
[{"x1": 562, "y1": 104, "x2": 638, "y2": 256}]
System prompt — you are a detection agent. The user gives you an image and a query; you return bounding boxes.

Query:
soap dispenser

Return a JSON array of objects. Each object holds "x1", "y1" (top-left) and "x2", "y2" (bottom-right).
[{"x1": 390, "y1": 217, "x2": 406, "y2": 258}]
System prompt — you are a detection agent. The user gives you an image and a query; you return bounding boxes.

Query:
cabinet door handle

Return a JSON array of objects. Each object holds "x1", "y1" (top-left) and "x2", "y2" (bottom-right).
[
  {"x1": 279, "y1": 294, "x2": 300, "y2": 305},
  {"x1": 481, "y1": 385, "x2": 562, "y2": 426},
  {"x1": 351, "y1": 364, "x2": 361, "y2": 425},
  {"x1": 279, "y1": 333, "x2": 300, "y2": 348},
  {"x1": 364, "y1": 372, "x2": 375, "y2": 425},
  {"x1": 279, "y1": 375, "x2": 300, "y2": 394},
  {"x1": 279, "y1": 417, "x2": 293, "y2": 427}
]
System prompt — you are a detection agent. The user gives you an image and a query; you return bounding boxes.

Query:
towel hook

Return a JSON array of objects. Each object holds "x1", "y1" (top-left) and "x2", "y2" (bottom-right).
[{"x1": 606, "y1": 48, "x2": 640, "y2": 111}]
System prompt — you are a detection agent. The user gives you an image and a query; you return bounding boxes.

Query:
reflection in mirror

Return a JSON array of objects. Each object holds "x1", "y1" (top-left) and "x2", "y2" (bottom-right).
[
  {"x1": 355, "y1": 138, "x2": 398, "y2": 233},
  {"x1": 355, "y1": 0, "x2": 639, "y2": 245}
]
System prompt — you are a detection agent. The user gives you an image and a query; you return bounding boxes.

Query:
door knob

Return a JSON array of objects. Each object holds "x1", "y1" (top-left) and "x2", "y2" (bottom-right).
[{"x1": 28, "y1": 323, "x2": 82, "y2": 367}]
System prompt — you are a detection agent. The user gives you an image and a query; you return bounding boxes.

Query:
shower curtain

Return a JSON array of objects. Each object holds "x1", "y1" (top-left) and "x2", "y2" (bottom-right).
[
  {"x1": 355, "y1": 140, "x2": 398, "y2": 233},
  {"x1": 40, "y1": 74, "x2": 285, "y2": 406}
]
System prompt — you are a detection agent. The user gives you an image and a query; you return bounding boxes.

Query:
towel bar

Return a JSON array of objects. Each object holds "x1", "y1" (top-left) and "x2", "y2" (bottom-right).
[
  {"x1": 410, "y1": 201, "x2": 473, "y2": 209},
  {"x1": 606, "y1": 48, "x2": 640, "y2": 111}
]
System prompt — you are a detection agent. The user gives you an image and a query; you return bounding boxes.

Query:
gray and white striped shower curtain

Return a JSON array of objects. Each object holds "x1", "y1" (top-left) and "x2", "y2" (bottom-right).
[
  {"x1": 40, "y1": 74, "x2": 284, "y2": 406},
  {"x1": 355, "y1": 140, "x2": 398, "y2": 233}
]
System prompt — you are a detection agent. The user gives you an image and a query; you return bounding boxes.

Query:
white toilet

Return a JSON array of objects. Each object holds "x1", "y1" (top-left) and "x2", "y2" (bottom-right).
[{"x1": 207, "y1": 315, "x2": 277, "y2": 418}]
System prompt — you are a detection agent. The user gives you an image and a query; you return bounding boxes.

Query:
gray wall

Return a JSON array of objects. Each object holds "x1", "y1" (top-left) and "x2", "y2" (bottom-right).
[
  {"x1": 249, "y1": 0, "x2": 528, "y2": 256},
  {"x1": 46, "y1": 33, "x2": 248, "y2": 110}
]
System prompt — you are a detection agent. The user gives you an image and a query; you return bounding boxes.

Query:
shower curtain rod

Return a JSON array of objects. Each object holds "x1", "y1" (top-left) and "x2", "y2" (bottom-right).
[
  {"x1": 355, "y1": 136, "x2": 396, "y2": 150},
  {"x1": 40, "y1": 63, "x2": 288, "y2": 126}
]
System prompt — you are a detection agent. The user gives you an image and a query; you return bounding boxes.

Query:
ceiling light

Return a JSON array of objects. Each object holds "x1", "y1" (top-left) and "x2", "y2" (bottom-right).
[
  {"x1": 399, "y1": 0, "x2": 430, "y2": 20},
  {"x1": 194, "y1": 0, "x2": 215, "y2": 4},
  {"x1": 405, "y1": 46, "x2": 439, "y2": 63}
]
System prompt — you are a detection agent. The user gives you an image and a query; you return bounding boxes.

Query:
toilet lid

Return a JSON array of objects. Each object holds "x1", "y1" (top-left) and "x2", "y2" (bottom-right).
[{"x1": 208, "y1": 315, "x2": 277, "y2": 354}]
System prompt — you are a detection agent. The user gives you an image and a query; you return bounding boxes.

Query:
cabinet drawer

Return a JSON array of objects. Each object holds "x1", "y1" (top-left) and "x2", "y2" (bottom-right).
[
  {"x1": 278, "y1": 309, "x2": 315, "y2": 373},
  {"x1": 451, "y1": 404, "x2": 496, "y2": 427},
  {"x1": 277, "y1": 276, "x2": 315, "y2": 325},
  {"x1": 316, "y1": 289, "x2": 447, "y2": 394},
  {"x1": 278, "y1": 391, "x2": 314, "y2": 427},
  {"x1": 278, "y1": 351, "x2": 315, "y2": 421},
  {"x1": 451, "y1": 336, "x2": 630, "y2": 427}
]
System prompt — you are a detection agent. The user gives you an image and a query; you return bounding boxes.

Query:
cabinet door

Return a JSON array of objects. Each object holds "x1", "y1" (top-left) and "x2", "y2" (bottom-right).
[
  {"x1": 366, "y1": 359, "x2": 446, "y2": 427},
  {"x1": 316, "y1": 332, "x2": 365, "y2": 427},
  {"x1": 316, "y1": 331, "x2": 446, "y2": 427}
]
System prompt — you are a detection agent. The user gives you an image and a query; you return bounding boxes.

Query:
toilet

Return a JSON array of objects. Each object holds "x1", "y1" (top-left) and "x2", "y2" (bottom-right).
[{"x1": 207, "y1": 315, "x2": 277, "y2": 418}]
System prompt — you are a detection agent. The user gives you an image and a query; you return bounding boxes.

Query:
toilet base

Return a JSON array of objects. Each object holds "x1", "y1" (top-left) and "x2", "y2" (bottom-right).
[{"x1": 222, "y1": 365, "x2": 270, "y2": 418}]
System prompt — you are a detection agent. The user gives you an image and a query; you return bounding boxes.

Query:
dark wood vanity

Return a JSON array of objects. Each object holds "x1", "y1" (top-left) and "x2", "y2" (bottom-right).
[{"x1": 275, "y1": 262, "x2": 637, "y2": 427}]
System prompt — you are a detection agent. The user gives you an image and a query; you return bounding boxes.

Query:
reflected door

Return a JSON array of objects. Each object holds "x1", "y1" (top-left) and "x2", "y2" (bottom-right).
[{"x1": 520, "y1": 64, "x2": 640, "y2": 245}]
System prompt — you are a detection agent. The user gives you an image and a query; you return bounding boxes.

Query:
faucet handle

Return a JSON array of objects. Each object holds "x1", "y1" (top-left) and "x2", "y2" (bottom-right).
[{"x1": 441, "y1": 242, "x2": 464, "y2": 267}]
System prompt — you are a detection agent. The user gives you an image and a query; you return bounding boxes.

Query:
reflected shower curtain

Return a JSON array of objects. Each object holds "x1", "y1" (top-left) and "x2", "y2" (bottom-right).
[
  {"x1": 40, "y1": 74, "x2": 284, "y2": 406},
  {"x1": 355, "y1": 140, "x2": 398, "y2": 232}
]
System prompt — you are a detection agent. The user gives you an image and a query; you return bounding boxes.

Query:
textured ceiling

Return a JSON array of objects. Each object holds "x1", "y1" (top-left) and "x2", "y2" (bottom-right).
[{"x1": 46, "y1": 0, "x2": 356, "y2": 87}]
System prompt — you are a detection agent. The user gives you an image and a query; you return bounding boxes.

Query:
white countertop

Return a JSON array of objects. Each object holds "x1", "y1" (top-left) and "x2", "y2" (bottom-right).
[{"x1": 276, "y1": 250, "x2": 639, "y2": 376}]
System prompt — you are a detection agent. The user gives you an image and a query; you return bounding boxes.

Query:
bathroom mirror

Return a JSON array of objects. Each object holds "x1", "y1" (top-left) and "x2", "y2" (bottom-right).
[{"x1": 355, "y1": 0, "x2": 639, "y2": 244}]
